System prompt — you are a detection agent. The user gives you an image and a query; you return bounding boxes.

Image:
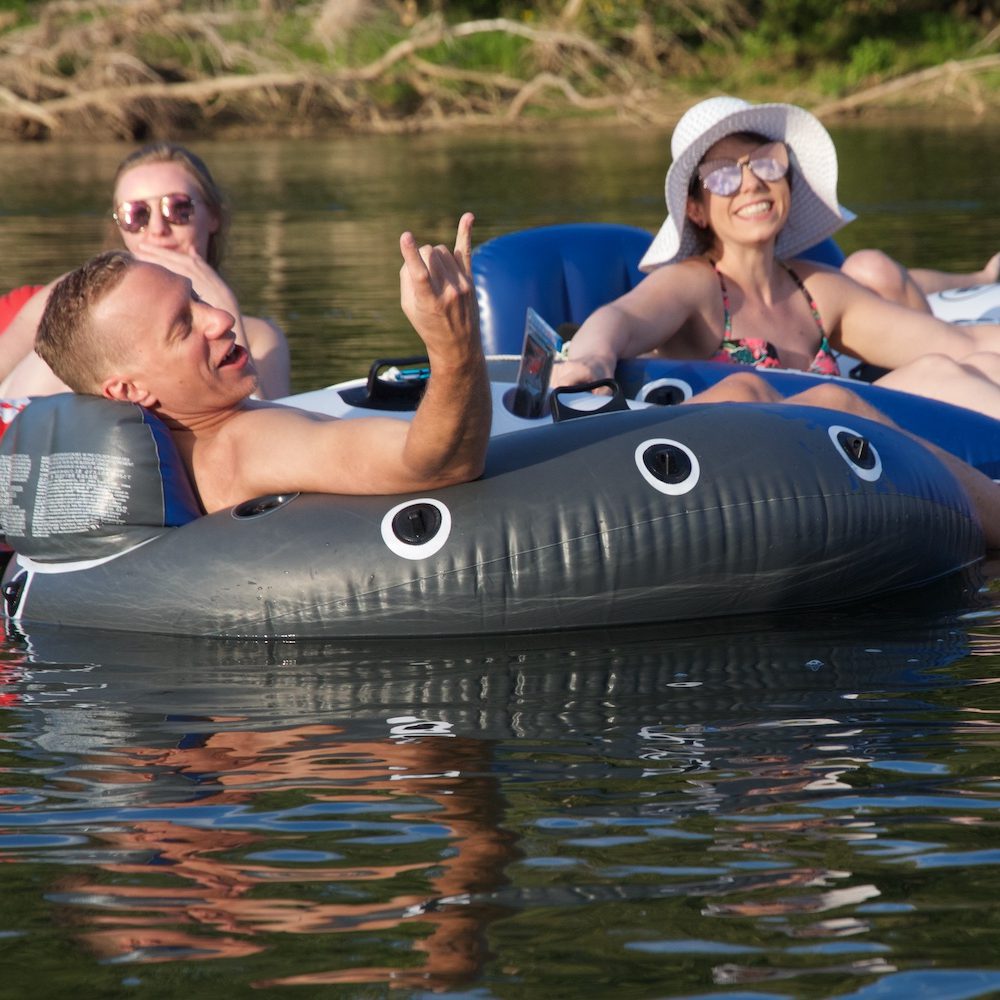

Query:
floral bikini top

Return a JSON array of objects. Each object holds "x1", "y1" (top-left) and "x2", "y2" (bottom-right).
[{"x1": 708, "y1": 263, "x2": 840, "y2": 376}]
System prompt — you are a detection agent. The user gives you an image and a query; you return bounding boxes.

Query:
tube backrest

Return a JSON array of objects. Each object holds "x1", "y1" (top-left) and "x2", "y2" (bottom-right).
[{"x1": 0, "y1": 393, "x2": 201, "y2": 563}]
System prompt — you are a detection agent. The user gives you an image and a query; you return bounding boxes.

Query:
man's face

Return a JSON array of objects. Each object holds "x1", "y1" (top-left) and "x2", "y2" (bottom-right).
[{"x1": 95, "y1": 261, "x2": 258, "y2": 418}]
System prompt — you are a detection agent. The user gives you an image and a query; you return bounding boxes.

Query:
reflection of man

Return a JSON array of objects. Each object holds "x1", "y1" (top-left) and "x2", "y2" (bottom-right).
[
  {"x1": 68, "y1": 722, "x2": 516, "y2": 990},
  {"x1": 34, "y1": 214, "x2": 490, "y2": 514}
]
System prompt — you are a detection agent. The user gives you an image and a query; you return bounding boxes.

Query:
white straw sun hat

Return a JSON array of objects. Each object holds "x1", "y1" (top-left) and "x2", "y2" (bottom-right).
[{"x1": 639, "y1": 96, "x2": 856, "y2": 272}]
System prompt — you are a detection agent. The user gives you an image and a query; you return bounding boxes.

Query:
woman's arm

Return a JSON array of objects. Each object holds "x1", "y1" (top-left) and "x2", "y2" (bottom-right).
[
  {"x1": 0, "y1": 283, "x2": 54, "y2": 384},
  {"x1": 809, "y1": 268, "x2": 1000, "y2": 368},
  {"x1": 244, "y1": 315, "x2": 291, "y2": 399},
  {"x1": 551, "y1": 261, "x2": 714, "y2": 388}
]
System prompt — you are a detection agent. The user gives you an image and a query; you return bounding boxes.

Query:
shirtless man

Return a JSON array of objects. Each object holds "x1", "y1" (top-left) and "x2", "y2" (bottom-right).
[{"x1": 33, "y1": 214, "x2": 491, "y2": 514}]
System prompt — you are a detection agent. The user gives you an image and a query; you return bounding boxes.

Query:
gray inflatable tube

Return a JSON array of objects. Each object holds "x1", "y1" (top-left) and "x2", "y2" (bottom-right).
[{"x1": 0, "y1": 388, "x2": 984, "y2": 638}]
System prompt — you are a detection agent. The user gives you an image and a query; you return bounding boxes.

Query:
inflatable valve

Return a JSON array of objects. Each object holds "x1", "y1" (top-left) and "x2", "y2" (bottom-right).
[
  {"x1": 391, "y1": 502, "x2": 443, "y2": 546},
  {"x1": 837, "y1": 431, "x2": 876, "y2": 470},
  {"x1": 641, "y1": 443, "x2": 693, "y2": 486}
]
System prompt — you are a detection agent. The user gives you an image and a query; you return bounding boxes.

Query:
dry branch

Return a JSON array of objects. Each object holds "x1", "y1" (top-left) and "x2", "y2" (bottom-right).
[
  {"x1": 0, "y1": 0, "x2": 989, "y2": 142},
  {"x1": 0, "y1": 4, "x2": 672, "y2": 139},
  {"x1": 814, "y1": 55, "x2": 1000, "y2": 117}
]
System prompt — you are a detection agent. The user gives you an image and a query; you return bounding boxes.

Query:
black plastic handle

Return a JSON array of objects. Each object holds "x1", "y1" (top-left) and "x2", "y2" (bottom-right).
[{"x1": 549, "y1": 379, "x2": 629, "y2": 422}]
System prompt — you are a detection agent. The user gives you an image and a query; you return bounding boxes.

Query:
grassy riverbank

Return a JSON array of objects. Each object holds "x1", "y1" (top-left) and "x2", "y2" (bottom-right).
[{"x1": 0, "y1": 1, "x2": 997, "y2": 140}]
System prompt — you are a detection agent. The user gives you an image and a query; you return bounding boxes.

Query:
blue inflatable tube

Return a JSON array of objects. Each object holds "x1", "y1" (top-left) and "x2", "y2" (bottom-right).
[
  {"x1": 472, "y1": 223, "x2": 1000, "y2": 478},
  {"x1": 612, "y1": 358, "x2": 1000, "y2": 480}
]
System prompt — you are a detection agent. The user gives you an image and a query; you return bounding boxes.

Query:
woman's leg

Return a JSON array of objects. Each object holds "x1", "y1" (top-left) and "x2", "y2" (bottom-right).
[
  {"x1": 685, "y1": 374, "x2": 998, "y2": 549},
  {"x1": 843, "y1": 248, "x2": 1000, "y2": 305},
  {"x1": 910, "y1": 251, "x2": 1000, "y2": 295},
  {"x1": 875, "y1": 353, "x2": 1000, "y2": 421},
  {"x1": 841, "y1": 249, "x2": 931, "y2": 312},
  {"x1": 683, "y1": 370, "x2": 783, "y2": 405}
]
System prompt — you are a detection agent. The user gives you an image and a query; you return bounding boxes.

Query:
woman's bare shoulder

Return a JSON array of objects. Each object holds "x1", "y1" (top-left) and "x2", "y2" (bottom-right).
[{"x1": 636, "y1": 257, "x2": 716, "y2": 299}]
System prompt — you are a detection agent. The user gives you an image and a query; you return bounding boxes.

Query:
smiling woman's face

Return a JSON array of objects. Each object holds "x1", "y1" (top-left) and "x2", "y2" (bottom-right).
[
  {"x1": 686, "y1": 133, "x2": 791, "y2": 254},
  {"x1": 113, "y1": 162, "x2": 219, "y2": 261}
]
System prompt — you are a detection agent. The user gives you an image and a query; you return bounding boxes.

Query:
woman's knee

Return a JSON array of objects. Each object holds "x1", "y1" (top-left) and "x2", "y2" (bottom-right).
[
  {"x1": 959, "y1": 351, "x2": 1000, "y2": 381},
  {"x1": 693, "y1": 371, "x2": 779, "y2": 404},
  {"x1": 843, "y1": 249, "x2": 927, "y2": 310},
  {"x1": 894, "y1": 352, "x2": 998, "y2": 381},
  {"x1": 789, "y1": 382, "x2": 862, "y2": 413},
  {"x1": 843, "y1": 249, "x2": 898, "y2": 291}
]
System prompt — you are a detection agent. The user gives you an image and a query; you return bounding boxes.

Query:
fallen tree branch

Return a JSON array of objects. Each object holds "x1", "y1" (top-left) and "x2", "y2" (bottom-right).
[
  {"x1": 0, "y1": 83, "x2": 59, "y2": 128},
  {"x1": 814, "y1": 55, "x2": 1000, "y2": 117},
  {"x1": 348, "y1": 16, "x2": 631, "y2": 85},
  {"x1": 505, "y1": 71, "x2": 631, "y2": 119}
]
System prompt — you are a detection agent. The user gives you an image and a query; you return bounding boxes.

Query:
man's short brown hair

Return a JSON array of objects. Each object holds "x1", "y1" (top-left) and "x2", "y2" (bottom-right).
[{"x1": 36, "y1": 250, "x2": 136, "y2": 395}]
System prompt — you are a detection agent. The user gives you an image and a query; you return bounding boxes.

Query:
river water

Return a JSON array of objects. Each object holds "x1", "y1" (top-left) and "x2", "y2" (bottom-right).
[{"x1": 1, "y1": 120, "x2": 1000, "y2": 998}]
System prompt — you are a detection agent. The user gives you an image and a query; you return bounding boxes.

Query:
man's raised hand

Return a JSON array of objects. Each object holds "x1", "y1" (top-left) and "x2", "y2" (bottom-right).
[{"x1": 399, "y1": 213, "x2": 480, "y2": 362}]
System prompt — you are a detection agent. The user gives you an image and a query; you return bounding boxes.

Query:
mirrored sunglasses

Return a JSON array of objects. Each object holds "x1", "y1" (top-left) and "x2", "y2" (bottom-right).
[
  {"x1": 113, "y1": 192, "x2": 199, "y2": 233},
  {"x1": 696, "y1": 142, "x2": 789, "y2": 197}
]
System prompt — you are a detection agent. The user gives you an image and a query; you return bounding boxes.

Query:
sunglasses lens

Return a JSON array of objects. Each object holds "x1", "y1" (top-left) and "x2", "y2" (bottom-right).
[
  {"x1": 749, "y1": 157, "x2": 786, "y2": 182},
  {"x1": 162, "y1": 194, "x2": 196, "y2": 225},
  {"x1": 698, "y1": 142, "x2": 789, "y2": 196},
  {"x1": 748, "y1": 142, "x2": 788, "y2": 183},
  {"x1": 701, "y1": 165, "x2": 741, "y2": 196},
  {"x1": 115, "y1": 202, "x2": 150, "y2": 233}
]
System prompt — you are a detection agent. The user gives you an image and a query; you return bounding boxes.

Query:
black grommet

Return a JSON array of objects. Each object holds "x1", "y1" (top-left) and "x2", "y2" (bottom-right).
[
  {"x1": 837, "y1": 431, "x2": 876, "y2": 470},
  {"x1": 642, "y1": 444, "x2": 693, "y2": 485},
  {"x1": 2, "y1": 572, "x2": 26, "y2": 616},
  {"x1": 392, "y1": 503, "x2": 443, "y2": 545},
  {"x1": 232, "y1": 493, "x2": 299, "y2": 518}
]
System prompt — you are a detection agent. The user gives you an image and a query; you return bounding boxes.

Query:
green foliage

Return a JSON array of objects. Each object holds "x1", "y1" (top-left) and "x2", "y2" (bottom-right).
[
  {"x1": 423, "y1": 30, "x2": 532, "y2": 75},
  {"x1": 324, "y1": 15, "x2": 409, "y2": 69},
  {"x1": 845, "y1": 36, "x2": 898, "y2": 87},
  {"x1": 747, "y1": 0, "x2": 988, "y2": 63},
  {"x1": 270, "y1": 11, "x2": 332, "y2": 64}
]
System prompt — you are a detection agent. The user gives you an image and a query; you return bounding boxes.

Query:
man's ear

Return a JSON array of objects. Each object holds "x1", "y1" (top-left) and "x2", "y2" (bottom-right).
[{"x1": 101, "y1": 377, "x2": 156, "y2": 407}]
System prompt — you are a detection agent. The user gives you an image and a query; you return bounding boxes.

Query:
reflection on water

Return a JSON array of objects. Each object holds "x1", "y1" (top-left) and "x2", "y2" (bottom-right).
[
  {"x1": 2, "y1": 123, "x2": 1000, "y2": 996},
  {"x1": 3, "y1": 596, "x2": 1000, "y2": 996}
]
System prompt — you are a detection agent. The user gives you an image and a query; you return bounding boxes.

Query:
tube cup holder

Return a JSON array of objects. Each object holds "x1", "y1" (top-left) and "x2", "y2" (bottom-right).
[
  {"x1": 336, "y1": 357, "x2": 431, "y2": 411},
  {"x1": 643, "y1": 384, "x2": 687, "y2": 406},
  {"x1": 549, "y1": 379, "x2": 629, "y2": 422},
  {"x1": 366, "y1": 356, "x2": 430, "y2": 408},
  {"x1": 232, "y1": 493, "x2": 299, "y2": 519}
]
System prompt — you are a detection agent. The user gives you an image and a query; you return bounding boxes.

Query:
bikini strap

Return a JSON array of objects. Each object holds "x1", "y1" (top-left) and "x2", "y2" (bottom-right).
[
  {"x1": 710, "y1": 262, "x2": 733, "y2": 336},
  {"x1": 781, "y1": 262, "x2": 828, "y2": 338}
]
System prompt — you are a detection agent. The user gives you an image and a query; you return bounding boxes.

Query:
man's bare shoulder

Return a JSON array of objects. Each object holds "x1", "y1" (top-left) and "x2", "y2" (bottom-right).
[
  {"x1": 213, "y1": 399, "x2": 336, "y2": 447},
  {"x1": 186, "y1": 399, "x2": 413, "y2": 512}
]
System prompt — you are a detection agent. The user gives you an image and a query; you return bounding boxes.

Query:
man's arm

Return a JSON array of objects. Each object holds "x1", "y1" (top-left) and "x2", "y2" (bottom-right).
[
  {"x1": 204, "y1": 214, "x2": 491, "y2": 510},
  {"x1": 394, "y1": 212, "x2": 490, "y2": 488}
]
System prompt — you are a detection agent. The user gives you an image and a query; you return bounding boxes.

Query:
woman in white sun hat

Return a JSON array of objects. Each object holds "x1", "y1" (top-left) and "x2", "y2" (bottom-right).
[{"x1": 552, "y1": 96, "x2": 1000, "y2": 419}]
